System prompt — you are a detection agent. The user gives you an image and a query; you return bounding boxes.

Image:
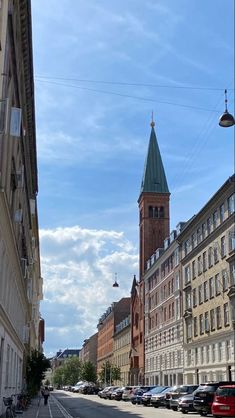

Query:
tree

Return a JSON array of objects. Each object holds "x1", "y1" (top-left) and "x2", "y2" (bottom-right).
[
  {"x1": 62, "y1": 357, "x2": 81, "y2": 385},
  {"x1": 53, "y1": 366, "x2": 64, "y2": 388},
  {"x1": 26, "y1": 350, "x2": 50, "y2": 396},
  {"x1": 98, "y1": 361, "x2": 121, "y2": 385},
  {"x1": 81, "y1": 361, "x2": 97, "y2": 383}
]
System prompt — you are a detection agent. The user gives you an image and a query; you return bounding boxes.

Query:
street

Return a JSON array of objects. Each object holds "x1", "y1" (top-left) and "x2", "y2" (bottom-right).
[{"x1": 52, "y1": 390, "x2": 205, "y2": 418}]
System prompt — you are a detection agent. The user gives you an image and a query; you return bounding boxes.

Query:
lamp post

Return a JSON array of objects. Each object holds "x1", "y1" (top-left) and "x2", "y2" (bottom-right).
[
  {"x1": 112, "y1": 272, "x2": 119, "y2": 287},
  {"x1": 219, "y1": 89, "x2": 235, "y2": 128}
]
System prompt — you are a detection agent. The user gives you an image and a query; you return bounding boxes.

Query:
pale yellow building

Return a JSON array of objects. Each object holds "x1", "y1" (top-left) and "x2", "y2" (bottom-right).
[
  {"x1": 0, "y1": 0, "x2": 43, "y2": 412},
  {"x1": 113, "y1": 315, "x2": 131, "y2": 386}
]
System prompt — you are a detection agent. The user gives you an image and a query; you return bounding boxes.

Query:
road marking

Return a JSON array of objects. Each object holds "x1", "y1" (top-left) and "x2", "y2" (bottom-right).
[{"x1": 51, "y1": 394, "x2": 81, "y2": 418}]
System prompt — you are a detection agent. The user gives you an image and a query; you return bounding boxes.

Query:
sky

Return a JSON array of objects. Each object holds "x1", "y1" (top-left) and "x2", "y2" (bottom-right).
[{"x1": 31, "y1": 0, "x2": 234, "y2": 358}]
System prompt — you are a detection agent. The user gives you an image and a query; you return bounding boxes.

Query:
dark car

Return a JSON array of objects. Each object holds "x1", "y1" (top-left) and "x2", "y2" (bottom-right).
[
  {"x1": 141, "y1": 386, "x2": 168, "y2": 406},
  {"x1": 103, "y1": 386, "x2": 119, "y2": 399},
  {"x1": 178, "y1": 392, "x2": 197, "y2": 414},
  {"x1": 130, "y1": 386, "x2": 155, "y2": 405},
  {"x1": 212, "y1": 385, "x2": 235, "y2": 417},
  {"x1": 111, "y1": 387, "x2": 124, "y2": 400},
  {"x1": 193, "y1": 381, "x2": 235, "y2": 416},
  {"x1": 169, "y1": 385, "x2": 198, "y2": 411},
  {"x1": 151, "y1": 386, "x2": 174, "y2": 408}
]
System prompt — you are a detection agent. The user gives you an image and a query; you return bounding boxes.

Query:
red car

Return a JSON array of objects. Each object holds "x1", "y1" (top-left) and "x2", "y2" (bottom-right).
[{"x1": 212, "y1": 385, "x2": 235, "y2": 417}]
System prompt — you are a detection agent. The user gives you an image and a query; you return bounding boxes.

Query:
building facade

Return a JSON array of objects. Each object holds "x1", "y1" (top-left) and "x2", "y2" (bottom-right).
[
  {"x1": 179, "y1": 175, "x2": 235, "y2": 384},
  {"x1": 113, "y1": 315, "x2": 131, "y2": 386},
  {"x1": 97, "y1": 298, "x2": 130, "y2": 378},
  {"x1": 79, "y1": 332, "x2": 98, "y2": 369},
  {"x1": 0, "y1": 0, "x2": 42, "y2": 413},
  {"x1": 144, "y1": 226, "x2": 184, "y2": 386}
]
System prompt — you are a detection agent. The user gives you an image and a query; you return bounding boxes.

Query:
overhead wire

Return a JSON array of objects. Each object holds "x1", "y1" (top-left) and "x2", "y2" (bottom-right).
[
  {"x1": 35, "y1": 74, "x2": 234, "y2": 92},
  {"x1": 35, "y1": 78, "x2": 224, "y2": 113}
]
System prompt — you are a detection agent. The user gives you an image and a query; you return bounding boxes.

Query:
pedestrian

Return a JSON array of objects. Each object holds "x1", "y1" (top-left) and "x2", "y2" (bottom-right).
[{"x1": 43, "y1": 386, "x2": 50, "y2": 405}]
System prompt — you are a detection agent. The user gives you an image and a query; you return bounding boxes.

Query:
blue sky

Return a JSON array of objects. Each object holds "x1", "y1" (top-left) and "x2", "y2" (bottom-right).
[{"x1": 31, "y1": 0, "x2": 234, "y2": 357}]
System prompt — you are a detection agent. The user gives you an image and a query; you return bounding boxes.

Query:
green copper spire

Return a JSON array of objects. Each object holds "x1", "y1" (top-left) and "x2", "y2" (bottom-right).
[{"x1": 140, "y1": 122, "x2": 169, "y2": 194}]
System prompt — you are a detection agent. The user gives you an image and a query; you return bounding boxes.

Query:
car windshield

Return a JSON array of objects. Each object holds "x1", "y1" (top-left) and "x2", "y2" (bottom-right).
[
  {"x1": 217, "y1": 387, "x2": 235, "y2": 396},
  {"x1": 150, "y1": 386, "x2": 168, "y2": 394},
  {"x1": 197, "y1": 385, "x2": 217, "y2": 392}
]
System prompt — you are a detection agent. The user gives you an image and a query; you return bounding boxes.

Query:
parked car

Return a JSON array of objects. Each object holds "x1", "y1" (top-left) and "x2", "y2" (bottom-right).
[
  {"x1": 212, "y1": 385, "x2": 235, "y2": 417},
  {"x1": 193, "y1": 381, "x2": 235, "y2": 416},
  {"x1": 178, "y1": 392, "x2": 198, "y2": 414},
  {"x1": 169, "y1": 384, "x2": 198, "y2": 411},
  {"x1": 122, "y1": 386, "x2": 137, "y2": 401},
  {"x1": 142, "y1": 386, "x2": 168, "y2": 406},
  {"x1": 130, "y1": 386, "x2": 155, "y2": 405},
  {"x1": 150, "y1": 386, "x2": 174, "y2": 408},
  {"x1": 98, "y1": 386, "x2": 113, "y2": 398},
  {"x1": 103, "y1": 386, "x2": 120, "y2": 399},
  {"x1": 164, "y1": 386, "x2": 179, "y2": 409},
  {"x1": 111, "y1": 387, "x2": 125, "y2": 401}
]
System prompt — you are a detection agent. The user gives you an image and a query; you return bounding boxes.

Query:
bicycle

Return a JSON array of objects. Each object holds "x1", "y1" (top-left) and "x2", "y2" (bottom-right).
[{"x1": 3, "y1": 396, "x2": 16, "y2": 418}]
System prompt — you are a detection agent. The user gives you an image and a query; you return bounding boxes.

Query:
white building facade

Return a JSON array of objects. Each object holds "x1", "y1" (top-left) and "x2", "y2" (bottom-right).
[{"x1": 0, "y1": 1, "x2": 43, "y2": 414}]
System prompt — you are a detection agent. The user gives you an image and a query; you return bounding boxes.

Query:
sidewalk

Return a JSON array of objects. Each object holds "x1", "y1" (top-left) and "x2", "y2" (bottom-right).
[{"x1": 21, "y1": 395, "x2": 70, "y2": 418}]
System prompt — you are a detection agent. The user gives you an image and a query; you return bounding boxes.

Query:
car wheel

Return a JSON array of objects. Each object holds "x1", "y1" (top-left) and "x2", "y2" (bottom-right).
[
  {"x1": 200, "y1": 413, "x2": 207, "y2": 417},
  {"x1": 154, "y1": 405, "x2": 159, "y2": 408},
  {"x1": 182, "y1": 411, "x2": 188, "y2": 414},
  {"x1": 172, "y1": 407, "x2": 178, "y2": 411}
]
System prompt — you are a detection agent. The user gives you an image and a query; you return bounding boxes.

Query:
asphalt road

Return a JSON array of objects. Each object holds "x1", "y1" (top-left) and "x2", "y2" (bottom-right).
[{"x1": 52, "y1": 390, "x2": 206, "y2": 418}]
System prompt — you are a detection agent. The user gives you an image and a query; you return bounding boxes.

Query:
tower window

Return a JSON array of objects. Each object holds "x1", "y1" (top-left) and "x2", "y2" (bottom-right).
[{"x1": 159, "y1": 206, "x2": 164, "y2": 218}]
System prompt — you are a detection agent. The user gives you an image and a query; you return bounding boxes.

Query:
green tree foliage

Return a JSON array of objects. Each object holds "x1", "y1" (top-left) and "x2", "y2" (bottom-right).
[
  {"x1": 26, "y1": 350, "x2": 50, "y2": 396},
  {"x1": 98, "y1": 361, "x2": 121, "y2": 385},
  {"x1": 53, "y1": 357, "x2": 82, "y2": 387},
  {"x1": 81, "y1": 361, "x2": 97, "y2": 383},
  {"x1": 63, "y1": 357, "x2": 81, "y2": 385},
  {"x1": 53, "y1": 366, "x2": 64, "y2": 387}
]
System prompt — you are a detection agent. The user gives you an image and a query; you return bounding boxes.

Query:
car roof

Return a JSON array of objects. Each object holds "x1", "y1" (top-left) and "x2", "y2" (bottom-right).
[{"x1": 218, "y1": 385, "x2": 235, "y2": 388}]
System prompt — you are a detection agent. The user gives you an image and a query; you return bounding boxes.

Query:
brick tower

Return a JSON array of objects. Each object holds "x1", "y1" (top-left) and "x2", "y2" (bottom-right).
[
  {"x1": 138, "y1": 120, "x2": 170, "y2": 279},
  {"x1": 130, "y1": 120, "x2": 170, "y2": 385}
]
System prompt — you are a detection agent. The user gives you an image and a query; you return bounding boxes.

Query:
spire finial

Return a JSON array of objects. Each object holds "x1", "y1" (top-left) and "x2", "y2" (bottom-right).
[{"x1": 150, "y1": 111, "x2": 155, "y2": 128}]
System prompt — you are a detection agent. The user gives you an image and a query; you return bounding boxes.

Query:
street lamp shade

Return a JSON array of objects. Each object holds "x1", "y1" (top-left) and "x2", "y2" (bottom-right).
[
  {"x1": 112, "y1": 272, "x2": 119, "y2": 287},
  {"x1": 219, "y1": 89, "x2": 235, "y2": 128}
]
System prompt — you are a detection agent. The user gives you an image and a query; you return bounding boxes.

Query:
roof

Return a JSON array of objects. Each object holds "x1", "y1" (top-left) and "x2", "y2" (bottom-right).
[
  {"x1": 140, "y1": 126, "x2": 169, "y2": 195},
  {"x1": 57, "y1": 348, "x2": 80, "y2": 359}
]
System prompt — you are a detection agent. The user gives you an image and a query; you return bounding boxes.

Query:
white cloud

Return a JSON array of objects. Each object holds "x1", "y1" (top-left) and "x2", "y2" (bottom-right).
[{"x1": 39, "y1": 224, "x2": 138, "y2": 355}]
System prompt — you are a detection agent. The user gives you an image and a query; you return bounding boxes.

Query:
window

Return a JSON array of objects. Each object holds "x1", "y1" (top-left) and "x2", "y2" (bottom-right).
[
  {"x1": 228, "y1": 193, "x2": 235, "y2": 214},
  {"x1": 209, "y1": 277, "x2": 214, "y2": 299},
  {"x1": 213, "y1": 210, "x2": 218, "y2": 229},
  {"x1": 230, "y1": 261, "x2": 235, "y2": 285},
  {"x1": 197, "y1": 227, "x2": 202, "y2": 244},
  {"x1": 207, "y1": 217, "x2": 211, "y2": 235},
  {"x1": 192, "y1": 233, "x2": 197, "y2": 249},
  {"x1": 175, "y1": 272, "x2": 180, "y2": 290},
  {"x1": 198, "y1": 284, "x2": 203, "y2": 304},
  {"x1": 226, "y1": 340, "x2": 231, "y2": 360},
  {"x1": 220, "y1": 203, "x2": 225, "y2": 222},
  {"x1": 194, "y1": 317, "x2": 198, "y2": 337},
  {"x1": 187, "y1": 349, "x2": 192, "y2": 365},
  {"x1": 195, "y1": 347, "x2": 198, "y2": 364},
  {"x1": 221, "y1": 236, "x2": 226, "y2": 258},
  {"x1": 222, "y1": 270, "x2": 228, "y2": 291},
  {"x1": 216, "y1": 306, "x2": 222, "y2": 329},
  {"x1": 224, "y1": 303, "x2": 229, "y2": 326},
  {"x1": 200, "y1": 347, "x2": 204, "y2": 364},
  {"x1": 215, "y1": 274, "x2": 220, "y2": 295},
  {"x1": 206, "y1": 345, "x2": 210, "y2": 363},
  {"x1": 204, "y1": 311, "x2": 209, "y2": 332},
  {"x1": 214, "y1": 245, "x2": 219, "y2": 263},
  {"x1": 208, "y1": 247, "x2": 213, "y2": 268},
  {"x1": 193, "y1": 288, "x2": 197, "y2": 307},
  {"x1": 192, "y1": 260, "x2": 196, "y2": 279},
  {"x1": 184, "y1": 265, "x2": 191, "y2": 285},
  {"x1": 185, "y1": 291, "x2": 191, "y2": 309},
  {"x1": 199, "y1": 314, "x2": 204, "y2": 334},
  {"x1": 212, "y1": 344, "x2": 216, "y2": 362},
  {"x1": 218, "y1": 342, "x2": 222, "y2": 362},
  {"x1": 204, "y1": 281, "x2": 208, "y2": 301},
  {"x1": 198, "y1": 255, "x2": 202, "y2": 274},
  {"x1": 202, "y1": 223, "x2": 206, "y2": 239},
  {"x1": 184, "y1": 239, "x2": 190, "y2": 256},
  {"x1": 203, "y1": 252, "x2": 207, "y2": 271},
  {"x1": 187, "y1": 323, "x2": 192, "y2": 341},
  {"x1": 210, "y1": 309, "x2": 215, "y2": 330},
  {"x1": 229, "y1": 230, "x2": 235, "y2": 252}
]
